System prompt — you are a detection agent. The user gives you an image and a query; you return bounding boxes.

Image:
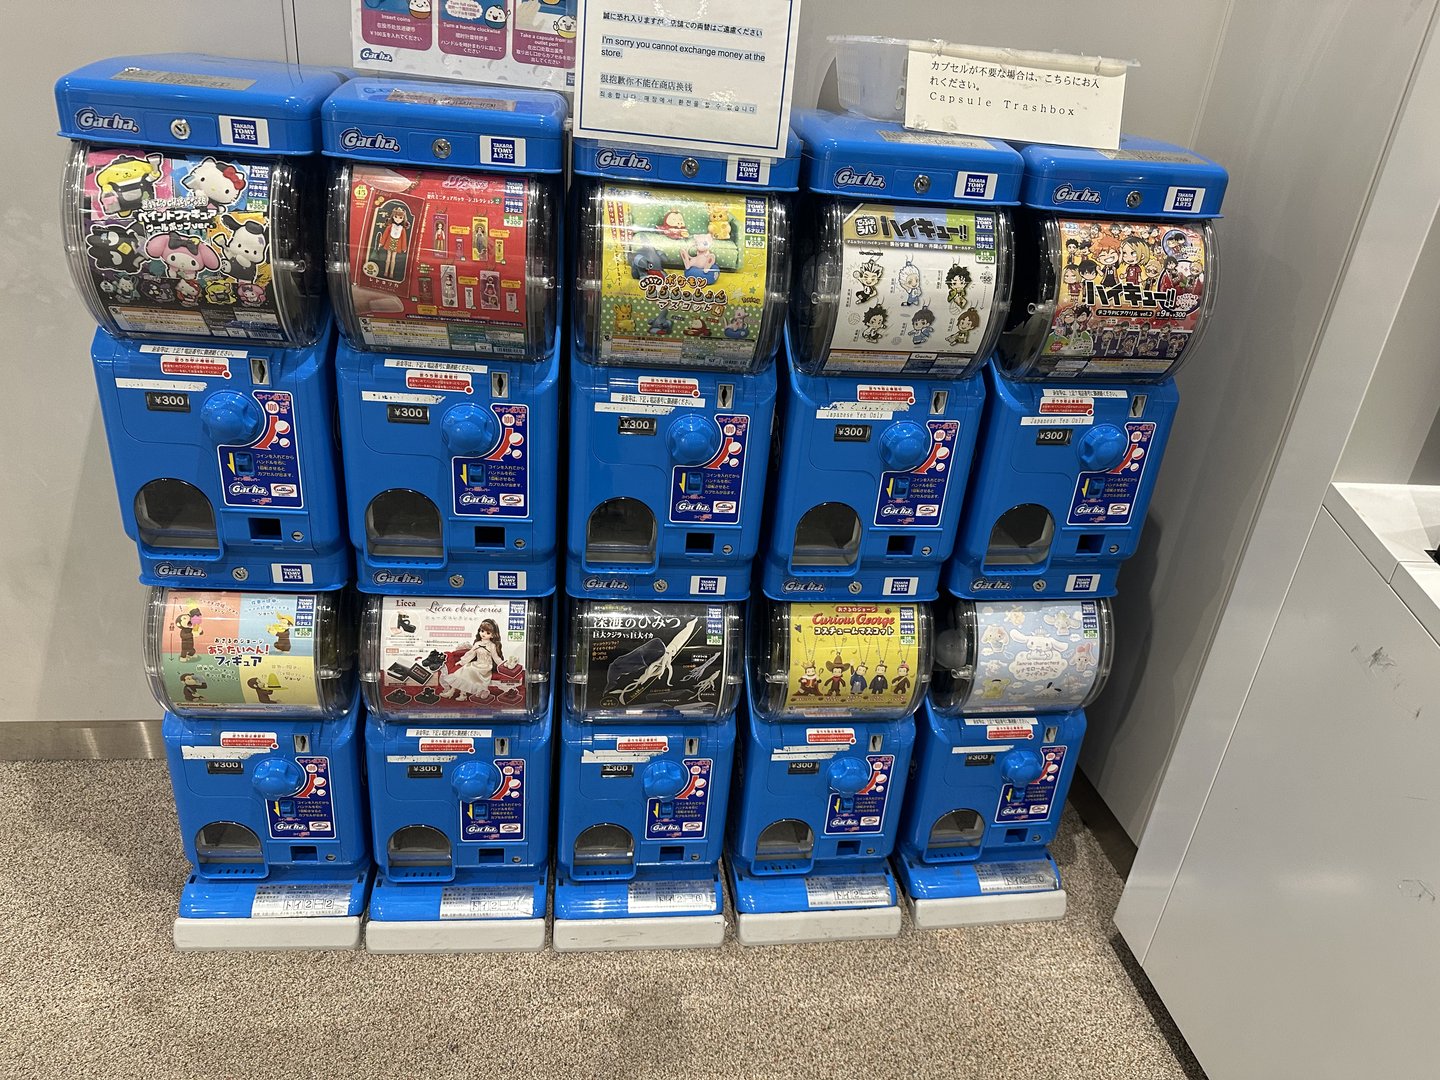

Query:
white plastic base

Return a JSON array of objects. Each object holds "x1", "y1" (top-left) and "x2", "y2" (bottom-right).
[
  {"x1": 908, "y1": 888, "x2": 1068, "y2": 929},
  {"x1": 551, "y1": 913, "x2": 725, "y2": 952},
  {"x1": 734, "y1": 904, "x2": 902, "y2": 946},
  {"x1": 172, "y1": 915, "x2": 362, "y2": 951},
  {"x1": 365, "y1": 917, "x2": 546, "y2": 953}
]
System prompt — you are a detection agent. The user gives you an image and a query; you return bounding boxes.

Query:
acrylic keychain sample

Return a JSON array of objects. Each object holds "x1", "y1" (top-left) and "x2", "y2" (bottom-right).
[
  {"x1": 69, "y1": 148, "x2": 308, "y2": 343},
  {"x1": 337, "y1": 163, "x2": 537, "y2": 356},
  {"x1": 571, "y1": 602, "x2": 735, "y2": 715},
  {"x1": 779, "y1": 602, "x2": 925, "y2": 716},
  {"x1": 1041, "y1": 218, "x2": 1209, "y2": 376},
  {"x1": 827, "y1": 201, "x2": 1000, "y2": 373},
  {"x1": 368, "y1": 596, "x2": 536, "y2": 715},
  {"x1": 594, "y1": 184, "x2": 773, "y2": 368}
]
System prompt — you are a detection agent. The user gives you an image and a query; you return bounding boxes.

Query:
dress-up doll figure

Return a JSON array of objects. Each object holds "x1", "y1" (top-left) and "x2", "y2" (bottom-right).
[
  {"x1": 824, "y1": 654, "x2": 850, "y2": 696},
  {"x1": 441, "y1": 619, "x2": 505, "y2": 701},
  {"x1": 797, "y1": 664, "x2": 822, "y2": 697},
  {"x1": 850, "y1": 662, "x2": 869, "y2": 696},
  {"x1": 374, "y1": 204, "x2": 411, "y2": 280},
  {"x1": 869, "y1": 661, "x2": 889, "y2": 695}
]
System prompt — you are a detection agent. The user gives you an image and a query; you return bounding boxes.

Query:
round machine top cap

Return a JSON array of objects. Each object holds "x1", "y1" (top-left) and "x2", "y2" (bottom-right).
[
  {"x1": 322, "y1": 77, "x2": 568, "y2": 172},
  {"x1": 1017, "y1": 134, "x2": 1228, "y2": 218},
  {"x1": 792, "y1": 108, "x2": 1024, "y2": 205},
  {"x1": 571, "y1": 132, "x2": 803, "y2": 192},
  {"x1": 55, "y1": 53, "x2": 347, "y2": 155}
]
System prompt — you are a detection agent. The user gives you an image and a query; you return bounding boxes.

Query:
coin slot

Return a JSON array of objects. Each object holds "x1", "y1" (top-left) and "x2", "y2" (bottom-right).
[
  {"x1": 718, "y1": 383, "x2": 734, "y2": 409},
  {"x1": 930, "y1": 390, "x2": 948, "y2": 415},
  {"x1": 491, "y1": 371, "x2": 509, "y2": 399},
  {"x1": 250, "y1": 357, "x2": 269, "y2": 386}
]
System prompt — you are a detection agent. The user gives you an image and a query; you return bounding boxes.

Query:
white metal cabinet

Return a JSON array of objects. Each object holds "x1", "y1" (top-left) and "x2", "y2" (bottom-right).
[{"x1": 1137, "y1": 507, "x2": 1440, "y2": 1079}]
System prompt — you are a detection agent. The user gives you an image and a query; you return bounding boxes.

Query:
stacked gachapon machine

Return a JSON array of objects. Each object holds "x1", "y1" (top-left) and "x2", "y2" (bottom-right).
[
  {"x1": 553, "y1": 138, "x2": 798, "y2": 948},
  {"x1": 728, "y1": 111, "x2": 1020, "y2": 945},
  {"x1": 898, "y1": 138, "x2": 1227, "y2": 926},
  {"x1": 55, "y1": 54, "x2": 372, "y2": 949},
  {"x1": 320, "y1": 79, "x2": 567, "y2": 951}
]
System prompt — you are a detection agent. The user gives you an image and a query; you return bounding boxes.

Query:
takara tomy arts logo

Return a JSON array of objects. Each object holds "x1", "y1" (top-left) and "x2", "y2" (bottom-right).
[
  {"x1": 373, "y1": 571, "x2": 425, "y2": 586},
  {"x1": 75, "y1": 108, "x2": 139, "y2": 133},
  {"x1": 1052, "y1": 184, "x2": 1102, "y2": 205},
  {"x1": 358, "y1": 48, "x2": 395, "y2": 63},
  {"x1": 596, "y1": 148, "x2": 652, "y2": 171},
  {"x1": 155, "y1": 564, "x2": 207, "y2": 579},
  {"x1": 339, "y1": 127, "x2": 401, "y2": 153},
  {"x1": 834, "y1": 167, "x2": 886, "y2": 190}
]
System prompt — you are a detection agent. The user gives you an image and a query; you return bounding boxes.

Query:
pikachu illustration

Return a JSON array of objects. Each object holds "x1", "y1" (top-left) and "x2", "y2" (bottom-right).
[
  {"x1": 707, "y1": 204, "x2": 732, "y2": 241},
  {"x1": 614, "y1": 302, "x2": 636, "y2": 334}
]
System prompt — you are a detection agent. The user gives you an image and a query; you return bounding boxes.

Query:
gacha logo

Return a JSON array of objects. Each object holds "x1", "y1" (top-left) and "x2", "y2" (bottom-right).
[
  {"x1": 675, "y1": 500, "x2": 711, "y2": 513},
  {"x1": 76, "y1": 108, "x2": 139, "y2": 133},
  {"x1": 1052, "y1": 184, "x2": 1102, "y2": 204},
  {"x1": 970, "y1": 579, "x2": 1013, "y2": 591},
  {"x1": 458, "y1": 492, "x2": 495, "y2": 507},
  {"x1": 781, "y1": 580, "x2": 825, "y2": 593},
  {"x1": 155, "y1": 564, "x2": 207, "y2": 578},
  {"x1": 374, "y1": 571, "x2": 424, "y2": 585},
  {"x1": 584, "y1": 577, "x2": 629, "y2": 590},
  {"x1": 339, "y1": 127, "x2": 401, "y2": 153},
  {"x1": 834, "y1": 167, "x2": 886, "y2": 189},
  {"x1": 358, "y1": 48, "x2": 395, "y2": 63},
  {"x1": 596, "y1": 148, "x2": 652, "y2": 171},
  {"x1": 230, "y1": 482, "x2": 269, "y2": 496},
  {"x1": 879, "y1": 504, "x2": 914, "y2": 518}
]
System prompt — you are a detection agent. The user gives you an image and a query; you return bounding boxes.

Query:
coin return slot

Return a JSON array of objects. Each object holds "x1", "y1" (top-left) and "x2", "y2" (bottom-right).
[
  {"x1": 984, "y1": 504, "x2": 1054, "y2": 567},
  {"x1": 685, "y1": 532, "x2": 715, "y2": 554},
  {"x1": 930, "y1": 390, "x2": 948, "y2": 415},
  {"x1": 474, "y1": 847, "x2": 505, "y2": 864},
  {"x1": 491, "y1": 371, "x2": 509, "y2": 398},
  {"x1": 249, "y1": 516, "x2": 282, "y2": 542},
  {"x1": 792, "y1": 503, "x2": 861, "y2": 569},
  {"x1": 473, "y1": 526, "x2": 506, "y2": 549},
  {"x1": 658, "y1": 845, "x2": 685, "y2": 862},
  {"x1": 585, "y1": 498, "x2": 656, "y2": 566},
  {"x1": 886, "y1": 535, "x2": 914, "y2": 557},
  {"x1": 836, "y1": 840, "x2": 860, "y2": 856},
  {"x1": 135, "y1": 479, "x2": 219, "y2": 552},
  {"x1": 1004, "y1": 828, "x2": 1027, "y2": 844},
  {"x1": 367, "y1": 490, "x2": 444, "y2": 560},
  {"x1": 1076, "y1": 533, "x2": 1104, "y2": 554},
  {"x1": 289, "y1": 845, "x2": 318, "y2": 862}
]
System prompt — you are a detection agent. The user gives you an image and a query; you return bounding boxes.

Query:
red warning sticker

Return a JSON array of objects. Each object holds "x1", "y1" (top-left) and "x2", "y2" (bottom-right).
[
  {"x1": 857, "y1": 384, "x2": 917, "y2": 405},
  {"x1": 636, "y1": 376, "x2": 700, "y2": 398},
  {"x1": 220, "y1": 731, "x2": 279, "y2": 749},
  {"x1": 418, "y1": 737, "x2": 475, "y2": 754},
  {"x1": 806, "y1": 727, "x2": 857, "y2": 745},
  {"x1": 617, "y1": 736, "x2": 670, "y2": 752},
  {"x1": 406, "y1": 370, "x2": 473, "y2": 394},
  {"x1": 160, "y1": 355, "x2": 232, "y2": 379}
]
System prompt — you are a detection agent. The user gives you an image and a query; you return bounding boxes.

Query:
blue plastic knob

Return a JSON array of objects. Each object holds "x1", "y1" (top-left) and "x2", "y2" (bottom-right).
[
  {"x1": 827, "y1": 755, "x2": 872, "y2": 795},
  {"x1": 252, "y1": 757, "x2": 305, "y2": 798},
  {"x1": 642, "y1": 758, "x2": 689, "y2": 799},
  {"x1": 1001, "y1": 749, "x2": 1045, "y2": 788},
  {"x1": 667, "y1": 414, "x2": 722, "y2": 465},
  {"x1": 879, "y1": 421, "x2": 930, "y2": 472},
  {"x1": 1077, "y1": 424, "x2": 1129, "y2": 471},
  {"x1": 452, "y1": 760, "x2": 501, "y2": 802},
  {"x1": 441, "y1": 404, "x2": 497, "y2": 455},
  {"x1": 201, "y1": 391, "x2": 264, "y2": 445}
]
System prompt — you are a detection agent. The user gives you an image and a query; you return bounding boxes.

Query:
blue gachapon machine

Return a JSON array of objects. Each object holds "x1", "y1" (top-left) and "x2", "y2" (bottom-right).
[
  {"x1": 948, "y1": 137, "x2": 1228, "y2": 599},
  {"x1": 554, "y1": 601, "x2": 744, "y2": 950},
  {"x1": 896, "y1": 597, "x2": 1113, "y2": 927},
  {"x1": 728, "y1": 599, "x2": 930, "y2": 945},
  {"x1": 567, "y1": 140, "x2": 798, "y2": 601},
  {"x1": 359, "y1": 595, "x2": 553, "y2": 951},
  {"x1": 762, "y1": 111, "x2": 1021, "y2": 601},
  {"x1": 146, "y1": 587, "x2": 370, "y2": 949},
  {"x1": 324, "y1": 79, "x2": 566, "y2": 598},
  {"x1": 56, "y1": 54, "x2": 350, "y2": 591}
]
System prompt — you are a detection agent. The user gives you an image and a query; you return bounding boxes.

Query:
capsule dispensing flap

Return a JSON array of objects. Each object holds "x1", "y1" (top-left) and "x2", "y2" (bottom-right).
[
  {"x1": 1017, "y1": 135, "x2": 1228, "y2": 218},
  {"x1": 56, "y1": 54, "x2": 346, "y2": 155},
  {"x1": 791, "y1": 109, "x2": 1024, "y2": 206},
  {"x1": 321, "y1": 78, "x2": 568, "y2": 172}
]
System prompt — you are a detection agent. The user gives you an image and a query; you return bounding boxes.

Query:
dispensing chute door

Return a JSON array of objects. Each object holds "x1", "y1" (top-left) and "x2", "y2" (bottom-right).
[
  {"x1": 791, "y1": 503, "x2": 861, "y2": 569},
  {"x1": 585, "y1": 497, "x2": 656, "y2": 566},
  {"x1": 135, "y1": 478, "x2": 219, "y2": 552},
  {"x1": 983, "y1": 504, "x2": 1054, "y2": 567},
  {"x1": 366, "y1": 489, "x2": 444, "y2": 559}
]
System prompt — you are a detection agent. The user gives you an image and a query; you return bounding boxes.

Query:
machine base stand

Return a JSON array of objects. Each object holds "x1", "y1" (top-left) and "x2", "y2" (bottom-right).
[
  {"x1": 734, "y1": 904, "x2": 902, "y2": 946},
  {"x1": 363, "y1": 872, "x2": 550, "y2": 953},
  {"x1": 551, "y1": 867, "x2": 726, "y2": 951},
  {"x1": 552, "y1": 913, "x2": 725, "y2": 952},
  {"x1": 727, "y1": 857, "x2": 903, "y2": 945},
  {"x1": 172, "y1": 869, "x2": 371, "y2": 951},
  {"x1": 896, "y1": 854, "x2": 1068, "y2": 928},
  {"x1": 173, "y1": 915, "x2": 362, "y2": 951}
]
